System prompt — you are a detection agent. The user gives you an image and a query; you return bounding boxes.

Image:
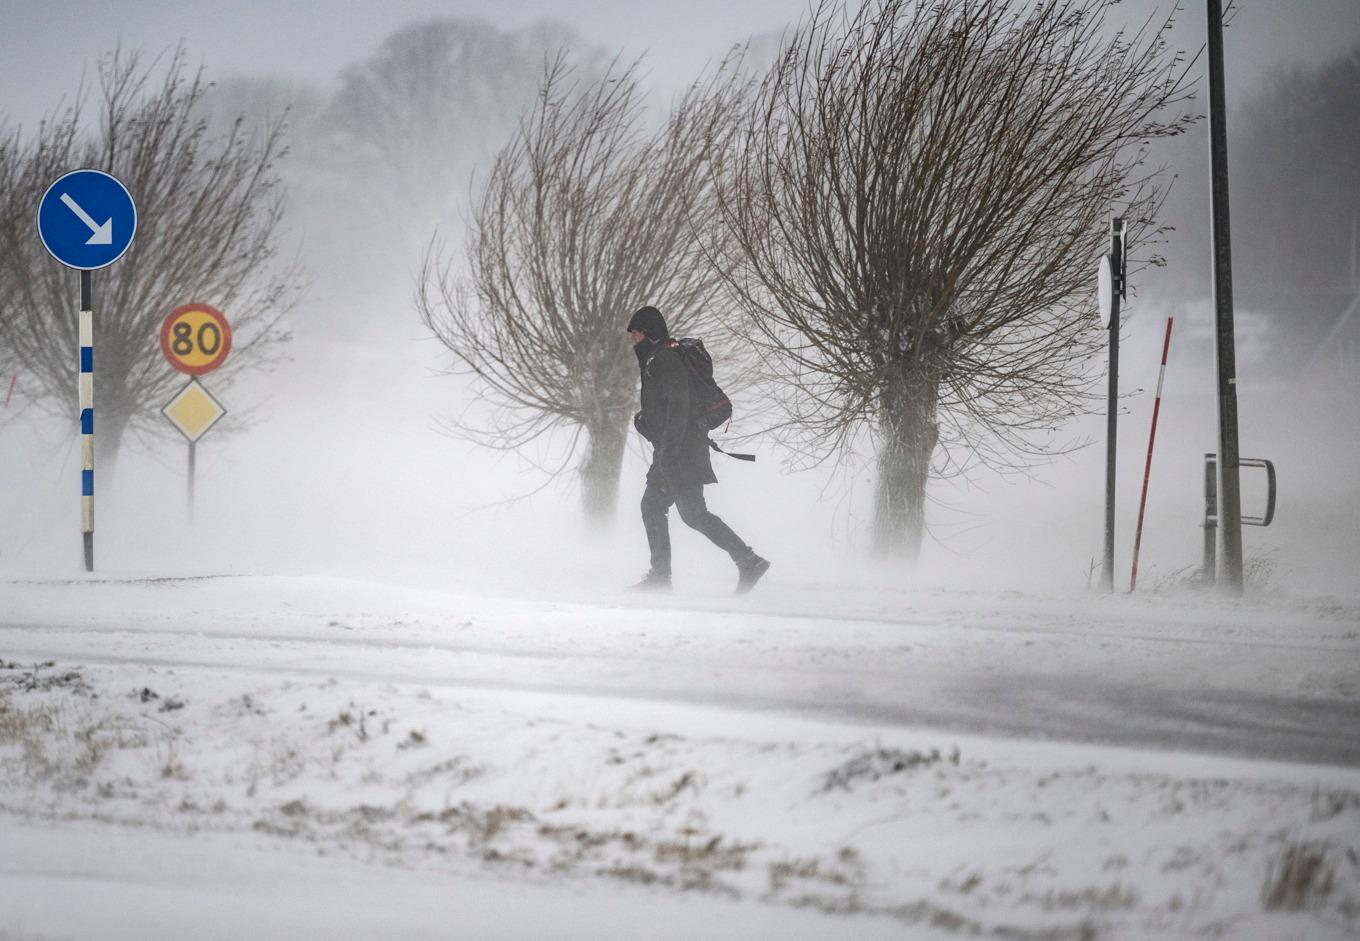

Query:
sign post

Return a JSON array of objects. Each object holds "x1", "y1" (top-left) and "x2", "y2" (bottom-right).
[
  {"x1": 1206, "y1": 0, "x2": 1245, "y2": 593},
  {"x1": 161, "y1": 379, "x2": 227, "y2": 520},
  {"x1": 1098, "y1": 217, "x2": 1126, "y2": 592},
  {"x1": 160, "y1": 303, "x2": 231, "y2": 519},
  {"x1": 1130, "y1": 317, "x2": 1174, "y2": 591},
  {"x1": 36, "y1": 169, "x2": 137, "y2": 572}
]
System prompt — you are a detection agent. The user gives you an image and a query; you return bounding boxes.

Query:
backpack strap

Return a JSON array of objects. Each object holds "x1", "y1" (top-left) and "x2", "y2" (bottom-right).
[{"x1": 708, "y1": 438, "x2": 755, "y2": 462}]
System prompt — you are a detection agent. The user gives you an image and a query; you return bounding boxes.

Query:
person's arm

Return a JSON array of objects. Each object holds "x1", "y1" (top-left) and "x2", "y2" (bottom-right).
[
  {"x1": 633, "y1": 410, "x2": 653, "y2": 442},
  {"x1": 652, "y1": 349, "x2": 691, "y2": 466}
]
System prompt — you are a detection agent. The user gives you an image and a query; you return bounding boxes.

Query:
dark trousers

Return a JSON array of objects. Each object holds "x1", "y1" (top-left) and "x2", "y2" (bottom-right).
[{"x1": 641, "y1": 481, "x2": 749, "y2": 575}]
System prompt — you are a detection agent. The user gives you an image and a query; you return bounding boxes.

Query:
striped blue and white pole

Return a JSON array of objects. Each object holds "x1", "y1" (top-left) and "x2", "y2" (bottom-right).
[{"x1": 79, "y1": 270, "x2": 94, "y2": 571}]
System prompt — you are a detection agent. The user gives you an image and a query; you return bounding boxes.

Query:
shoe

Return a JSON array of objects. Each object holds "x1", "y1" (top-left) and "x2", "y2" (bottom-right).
[
  {"x1": 629, "y1": 569, "x2": 672, "y2": 592},
  {"x1": 735, "y1": 553, "x2": 770, "y2": 594}
]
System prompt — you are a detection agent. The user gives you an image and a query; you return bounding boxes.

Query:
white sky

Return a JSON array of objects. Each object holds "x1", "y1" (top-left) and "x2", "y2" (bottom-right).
[
  {"x1": 1, "y1": 0, "x2": 802, "y2": 129},
  {"x1": 3, "y1": 0, "x2": 1359, "y2": 131}
]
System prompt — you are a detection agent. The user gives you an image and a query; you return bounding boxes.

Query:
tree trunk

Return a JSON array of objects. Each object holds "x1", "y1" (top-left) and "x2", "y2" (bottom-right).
[
  {"x1": 872, "y1": 369, "x2": 939, "y2": 563},
  {"x1": 579, "y1": 418, "x2": 628, "y2": 527}
]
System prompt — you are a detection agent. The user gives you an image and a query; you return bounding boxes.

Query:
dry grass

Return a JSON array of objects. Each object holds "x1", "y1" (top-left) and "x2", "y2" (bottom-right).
[
  {"x1": 0, "y1": 691, "x2": 59, "y2": 744},
  {"x1": 768, "y1": 850, "x2": 863, "y2": 894},
  {"x1": 1263, "y1": 841, "x2": 1335, "y2": 911},
  {"x1": 820, "y1": 746, "x2": 958, "y2": 792},
  {"x1": 0, "y1": 682, "x2": 148, "y2": 787}
]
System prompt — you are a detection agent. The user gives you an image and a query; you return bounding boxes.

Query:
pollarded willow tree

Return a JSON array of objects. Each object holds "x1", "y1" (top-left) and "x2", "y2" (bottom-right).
[
  {"x1": 0, "y1": 48, "x2": 298, "y2": 471},
  {"x1": 417, "y1": 56, "x2": 748, "y2": 524},
  {"x1": 716, "y1": 0, "x2": 1195, "y2": 562}
]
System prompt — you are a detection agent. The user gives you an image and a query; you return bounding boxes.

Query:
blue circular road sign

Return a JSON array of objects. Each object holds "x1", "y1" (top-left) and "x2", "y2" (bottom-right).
[{"x1": 37, "y1": 169, "x2": 137, "y2": 270}]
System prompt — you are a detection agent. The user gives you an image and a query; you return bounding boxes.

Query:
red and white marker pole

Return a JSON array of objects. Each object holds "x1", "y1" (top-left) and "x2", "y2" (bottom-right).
[{"x1": 1130, "y1": 317, "x2": 1174, "y2": 591}]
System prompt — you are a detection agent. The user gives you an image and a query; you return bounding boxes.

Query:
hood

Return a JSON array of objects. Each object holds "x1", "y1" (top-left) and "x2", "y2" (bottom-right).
[{"x1": 626, "y1": 305, "x2": 670, "y2": 342}]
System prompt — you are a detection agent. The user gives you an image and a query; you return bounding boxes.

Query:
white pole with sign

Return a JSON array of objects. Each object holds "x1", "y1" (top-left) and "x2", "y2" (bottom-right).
[
  {"x1": 160, "y1": 303, "x2": 232, "y2": 520},
  {"x1": 1099, "y1": 218, "x2": 1125, "y2": 592}
]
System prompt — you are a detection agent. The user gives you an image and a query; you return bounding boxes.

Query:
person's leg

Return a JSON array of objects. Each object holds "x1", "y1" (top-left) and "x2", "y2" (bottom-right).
[
  {"x1": 640, "y1": 480, "x2": 675, "y2": 575},
  {"x1": 672, "y1": 485, "x2": 751, "y2": 561},
  {"x1": 672, "y1": 484, "x2": 769, "y2": 593}
]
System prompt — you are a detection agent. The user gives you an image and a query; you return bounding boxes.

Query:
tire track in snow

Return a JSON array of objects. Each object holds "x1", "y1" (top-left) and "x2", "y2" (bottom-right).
[
  {"x1": 1, "y1": 609, "x2": 1356, "y2": 656},
  {"x1": 4, "y1": 624, "x2": 1359, "y2": 768}
]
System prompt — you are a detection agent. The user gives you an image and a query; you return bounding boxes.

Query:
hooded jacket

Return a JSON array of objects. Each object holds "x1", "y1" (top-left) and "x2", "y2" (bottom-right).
[{"x1": 629, "y1": 306, "x2": 717, "y2": 488}]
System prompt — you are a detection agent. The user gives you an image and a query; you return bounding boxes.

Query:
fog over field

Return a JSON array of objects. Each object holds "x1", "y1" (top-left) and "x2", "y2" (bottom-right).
[{"x1": 0, "y1": 0, "x2": 1354, "y2": 593}]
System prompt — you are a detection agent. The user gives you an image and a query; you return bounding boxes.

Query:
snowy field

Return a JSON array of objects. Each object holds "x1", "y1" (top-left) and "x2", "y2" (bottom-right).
[{"x1": 2, "y1": 573, "x2": 1358, "y2": 940}]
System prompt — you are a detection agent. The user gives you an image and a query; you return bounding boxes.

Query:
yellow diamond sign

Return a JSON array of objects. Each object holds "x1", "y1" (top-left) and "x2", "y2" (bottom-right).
[{"x1": 162, "y1": 379, "x2": 225, "y2": 443}]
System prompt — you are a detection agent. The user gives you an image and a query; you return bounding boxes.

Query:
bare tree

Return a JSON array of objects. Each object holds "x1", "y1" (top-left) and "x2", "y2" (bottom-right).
[
  {"x1": 716, "y1": 0, "x2": 1195, "y2": 562},
  {"x1": 0, "y1": 48, "x2": 298, "y2": 471},
  {"x1": 417, "y1": 57, "x2": 747, "y2": 524},
  {"x1": 317, "y1": 19, "x2": 606, "y2": 249}
]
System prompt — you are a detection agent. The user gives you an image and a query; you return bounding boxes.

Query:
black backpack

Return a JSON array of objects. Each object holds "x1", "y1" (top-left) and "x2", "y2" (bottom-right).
[{"x1": 670, "y1": 338, "x2": 732, "y2": 430}]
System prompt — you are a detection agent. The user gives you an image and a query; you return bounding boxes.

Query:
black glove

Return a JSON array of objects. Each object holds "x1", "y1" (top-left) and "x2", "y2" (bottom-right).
[{"x1": 649, "y1": 448, "x2": 679, "y2": 492}]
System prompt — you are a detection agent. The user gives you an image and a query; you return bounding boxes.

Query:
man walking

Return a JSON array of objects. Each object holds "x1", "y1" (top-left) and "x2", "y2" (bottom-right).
[{"x1": 627, "y1": 305, "x2": 769, "y2": 593}]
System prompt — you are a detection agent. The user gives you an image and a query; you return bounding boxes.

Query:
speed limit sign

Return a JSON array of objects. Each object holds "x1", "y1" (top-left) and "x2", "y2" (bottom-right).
[{"x1": 160, "y1": 303, "x2": 232, "y2": 375}]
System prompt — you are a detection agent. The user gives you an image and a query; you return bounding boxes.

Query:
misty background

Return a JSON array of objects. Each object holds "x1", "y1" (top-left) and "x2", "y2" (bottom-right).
[{"x1": 1, "y1": 0, "x2": 1358, "y2": 598}]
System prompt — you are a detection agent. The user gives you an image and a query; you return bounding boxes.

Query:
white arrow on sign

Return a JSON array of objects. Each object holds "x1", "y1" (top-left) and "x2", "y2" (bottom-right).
[{"x1": 59, "y1": 192, "x2": 113, "y2": 245}]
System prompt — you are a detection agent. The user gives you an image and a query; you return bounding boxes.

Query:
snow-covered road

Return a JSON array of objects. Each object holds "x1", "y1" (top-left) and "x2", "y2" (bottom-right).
[
  {"x1": 3, "y1": 574, "x2": 1357, "y2": 765},
  {"x1": 3, "y1": 574, "x2": 1358, "y2": 939}
]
